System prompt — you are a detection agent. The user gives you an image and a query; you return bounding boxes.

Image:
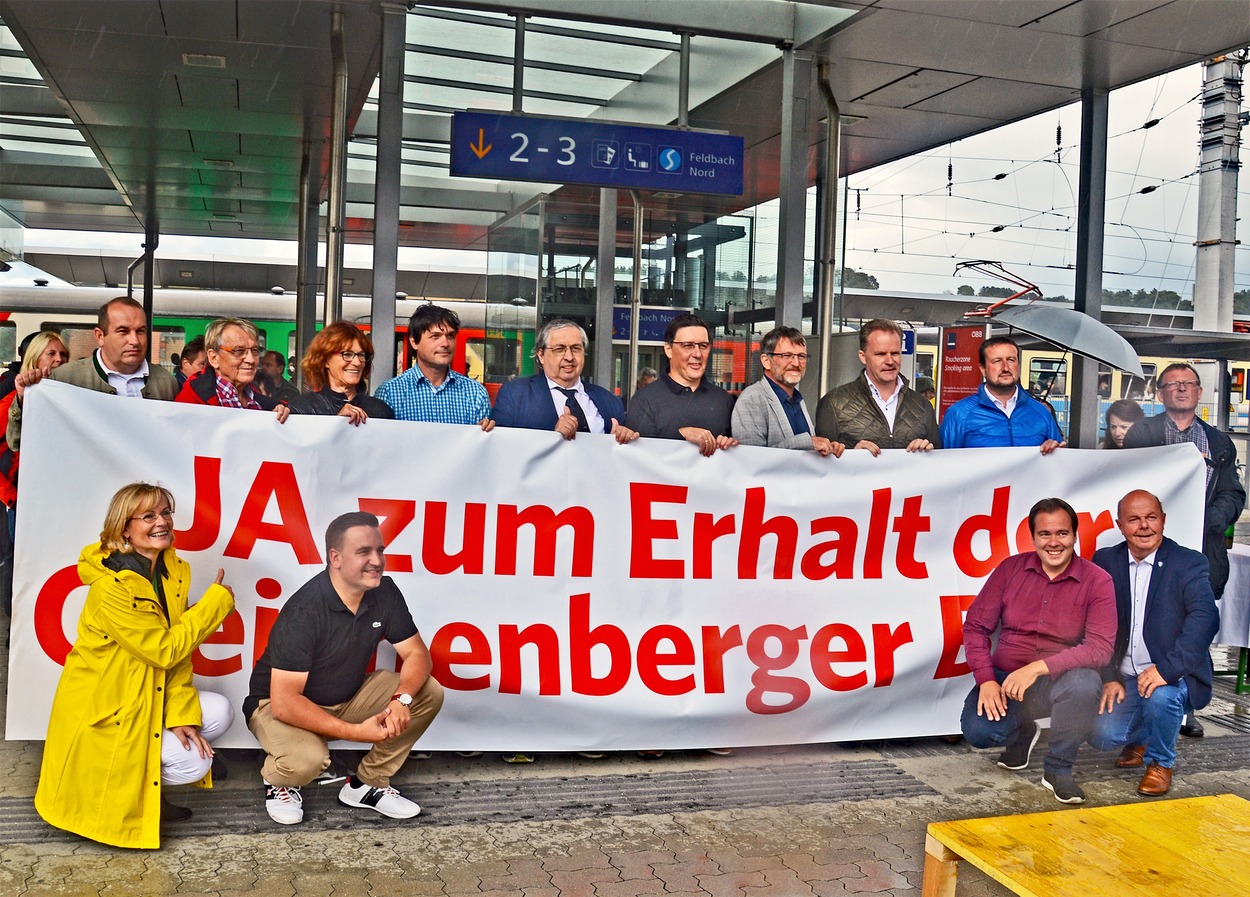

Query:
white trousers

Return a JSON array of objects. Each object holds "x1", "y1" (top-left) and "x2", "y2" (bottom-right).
[{"x1": 161, "y1": 691, "x2": 235, "y2": 786}]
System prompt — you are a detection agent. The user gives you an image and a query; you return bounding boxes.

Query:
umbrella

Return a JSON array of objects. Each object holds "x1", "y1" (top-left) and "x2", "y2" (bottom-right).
[{"x1": 993, "y1": 303, "x2": 1145, "y2": 378}]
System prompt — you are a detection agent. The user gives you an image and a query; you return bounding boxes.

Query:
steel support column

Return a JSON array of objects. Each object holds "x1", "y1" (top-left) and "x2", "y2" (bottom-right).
[
  {"x1": 776, "y1": 48, "x2": 812, "y2": 331},
  {"x1": 1071, "y1": 87, "x2": 1108, "y2": 449},
  {"x1": 324, "y1": 10, "x2": 349, "y2": 325},
  {"x1": 371, "y1": 2, "x2": 406, "y2": 383},
  {"x1": 594, "y1": 187, "x2": 617, "y2": 390},
  {"x1": 815, "y1": 62, "x2": 841, "y2": 397},
  {"x1": 295, "y1": 143, "x2": 321, "y2": 388}
]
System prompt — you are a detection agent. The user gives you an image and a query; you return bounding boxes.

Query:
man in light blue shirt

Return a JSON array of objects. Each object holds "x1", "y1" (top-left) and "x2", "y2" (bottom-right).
[{"x1": 375, "y1": 305, "x2": 493, "y2": 429}]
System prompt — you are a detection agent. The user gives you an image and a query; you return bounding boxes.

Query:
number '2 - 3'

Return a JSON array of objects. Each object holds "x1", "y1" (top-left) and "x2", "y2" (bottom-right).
[{"x1": 510, "y1": 133, "x2": 575, "y2": 166}]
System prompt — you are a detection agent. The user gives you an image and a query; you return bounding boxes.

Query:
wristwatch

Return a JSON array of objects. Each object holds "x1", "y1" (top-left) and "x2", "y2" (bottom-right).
[{"x1": 391, "y1": 693, "x2": 413, "y2": 708}]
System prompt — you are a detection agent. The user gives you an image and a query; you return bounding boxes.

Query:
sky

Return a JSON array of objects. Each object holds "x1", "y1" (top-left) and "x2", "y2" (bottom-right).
[{"x1": 838, "y1": 61, "x2": 1249, "y2": 301}]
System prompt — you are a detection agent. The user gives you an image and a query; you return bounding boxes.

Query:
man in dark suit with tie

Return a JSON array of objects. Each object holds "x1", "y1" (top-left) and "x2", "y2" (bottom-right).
[
  {"x1": 1089, "y1": 490, "x2": 1220, "y2": 795},
  {"x1": 491, "y1": 319, "x2": 638, "y2": 444}
]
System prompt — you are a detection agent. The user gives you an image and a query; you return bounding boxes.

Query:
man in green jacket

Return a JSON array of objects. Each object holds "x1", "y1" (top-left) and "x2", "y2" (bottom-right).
[
  {"x1": 814, "y1": 318, "x2": 940, "y2": 455},
  {"x1": 7, "y1": 296, "x2": 177, "y2": 449}
]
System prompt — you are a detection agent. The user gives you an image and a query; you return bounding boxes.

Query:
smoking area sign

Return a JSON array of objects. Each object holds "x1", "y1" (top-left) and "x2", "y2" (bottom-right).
[{"x1": 451, "y1": 111, "x2": 744, "y2": 196}]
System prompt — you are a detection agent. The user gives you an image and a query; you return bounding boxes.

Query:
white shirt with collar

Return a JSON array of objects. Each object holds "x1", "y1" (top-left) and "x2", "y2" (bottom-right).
[
  {"x1": 545, "y1": 377, "x2": 606, "y2": 434},
  {"x1": 97, "y1": 350, "x2": 150, "y2": 398},
  {"x1": 1119, "y1": 549, "x2": 1158, "y2": 678},
  {"x1": 988, "y1": 384, "x2": 1019, "y2": 418},
  {"x1": 865, "y1": 373, "x2": 900, "y2": 429}
]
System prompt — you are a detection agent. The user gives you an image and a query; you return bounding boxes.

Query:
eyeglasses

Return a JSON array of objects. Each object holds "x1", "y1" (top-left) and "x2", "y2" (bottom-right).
[
  {"x1": 671, "y1": 341, "x2": 711, "y2": 352},
  {"x1": 217, "y1": 346, "x2": 261, "y2": 359},
  {"x1": 130, "y1": 509, "x2": 174, "y2": 524},
  {"x1": 767, "y1": 352, "x2": 809, "y2": 363},
  {"x1": 542, "y1": 344, "x2": 585, "y2": 356},
  {"x1": 337, "y1": 351, "x2": 371, "y2": 363},
  {"x1": 1159, "y1": 380, "x2": 1200, "y2": 391}
]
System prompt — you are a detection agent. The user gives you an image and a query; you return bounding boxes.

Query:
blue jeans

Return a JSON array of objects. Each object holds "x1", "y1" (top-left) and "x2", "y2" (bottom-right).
[
  {"x1": 1089, "y1": 676, "x2": 1187, "y2": 768},
  {"x1": 961, "y1": 667, "x2": 1102, "y2": 774}
]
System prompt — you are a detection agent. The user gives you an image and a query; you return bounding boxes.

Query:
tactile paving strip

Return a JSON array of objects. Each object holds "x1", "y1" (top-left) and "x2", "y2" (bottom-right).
[{"x1": 0, "y1": 757, "x2": 936, "y2": 844}]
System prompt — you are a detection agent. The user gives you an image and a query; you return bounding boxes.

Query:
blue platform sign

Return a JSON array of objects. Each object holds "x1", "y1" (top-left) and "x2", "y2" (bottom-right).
[
  {"x1": 451, "y1": 111, "x2": 744, "y2": 196},
  {"x1": 612, "y1": 306, "x2": 691, "y2": 343}
]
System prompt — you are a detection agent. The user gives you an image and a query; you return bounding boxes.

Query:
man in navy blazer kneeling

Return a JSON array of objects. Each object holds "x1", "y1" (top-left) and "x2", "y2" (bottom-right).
[
  {"x1": 1090, "y1": 489, "x2": 1220, "y2": 795},
  {"x1": 492, "y1": 319, "x2": 638, "y2": 444}
]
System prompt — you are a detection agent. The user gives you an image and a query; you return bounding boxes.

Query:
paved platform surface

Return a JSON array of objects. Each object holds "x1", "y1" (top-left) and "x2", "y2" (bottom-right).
[{"x1": 2, "y1": 638, "x2": 1247, "y2": 896}]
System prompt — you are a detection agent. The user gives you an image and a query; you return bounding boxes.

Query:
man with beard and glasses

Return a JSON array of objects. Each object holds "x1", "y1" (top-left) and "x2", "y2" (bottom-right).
[
  {"x1": 243, "y1": 512, "x2": 443, "y2": 826},
  {"x1": 814, "y1": 319, "x2": 939, "y2": 455},
  {"x1": 733, "y1": 326, "x2": 843, "y2": 456}
]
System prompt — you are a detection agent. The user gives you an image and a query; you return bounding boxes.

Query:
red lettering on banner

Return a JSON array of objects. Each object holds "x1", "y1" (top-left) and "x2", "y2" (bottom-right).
[
  {"x1": 745, "y1": 624, "x2": 810, "y2": 714},
  {"x1": 176, "y1": 455, "x2": 222, "y2": 551},
  {"x1": 700, "y1": 625, "x2": 744, "y2": 693},
  {"x1": 429, "y1": 622, "x2": 492, "y2": 689},
  {"x1": 739, "y1": 487, "x2": 798, "y2": 578},
  {"x1": 1077, "y1": 510, "x2": 1114, "y2": 558},
  {"x1": 33, "y1": 564, "x2": 82, "y2": 664},
  {"x1": 251, "y1": 577, "x2": 284, "y2": 668},
  {"x1": 193, "y1": 610, "x2": 244, "y2": 675},
  {"x1": 422, "y1": 501, "x2": 486, "y2": 574},
  {"x1": 870, "y1": 622, "x2": 913, "y2": 686},
  {"x1": 630, "y1": 482, "x2": 687, "y2": 578},
  {"x1": 637, "y1": 625, "x2": 696, "y2": 695},
  {"x1": 800, "y1": 516, "x2": 857, "y2": 579},
  {"x1": 569, "y1": 592, "x2": 632, "y2": 695},
  {"x1": 893, "y1": 496, "x2": 930, "y2": 579},
  {"x1": 417, "y1": 596, "x2": 922, "y2": 714},
  {"x1": 223, "y1": 462, "x2": 320, "y2": 564},
  {"x1": 864, "y1": 488, "x2": 891, "y2": 578},
  {"x1": 693, "y1": 511, "x2": 736, "y2": 579},
  {"x1": 359, "y1": 498, "x2": 415, "y2": 573},
  {"x1": 953, "y1": 486, "x2": 1012, "y2": 576},
  {"x1": 810, "y1": 623, "x2": 867, "y2": 691},
  {"x1": 933, "y1": 594, "x2": 976, "y2": 679},
  {"x1": 499, "y1": 623, "x2": 562, "y2": 694},
  {"x1": 495, "y1": 504, "x2": 594, "y2": 576}
]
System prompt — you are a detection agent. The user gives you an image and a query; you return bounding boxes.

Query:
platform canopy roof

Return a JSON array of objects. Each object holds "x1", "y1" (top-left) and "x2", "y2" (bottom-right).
[{"x1": 1, "y1": 0, "x2": 1249, "y2": 293}]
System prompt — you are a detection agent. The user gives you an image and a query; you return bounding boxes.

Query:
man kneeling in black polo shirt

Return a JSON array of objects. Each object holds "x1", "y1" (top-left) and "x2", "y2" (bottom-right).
[{"x1": 243, "y1": 512, "x2": 443, "y2": 825}]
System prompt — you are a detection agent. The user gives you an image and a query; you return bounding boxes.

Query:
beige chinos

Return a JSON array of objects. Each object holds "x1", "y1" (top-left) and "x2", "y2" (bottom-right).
[{"x1": 247, "y1": 670, "x2": 444, "y2": 788}]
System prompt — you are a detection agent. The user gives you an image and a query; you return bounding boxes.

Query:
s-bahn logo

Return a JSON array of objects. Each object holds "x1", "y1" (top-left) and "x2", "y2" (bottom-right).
[{"x1": 658, "y1": 147, "x2": 683, "y2": 173}]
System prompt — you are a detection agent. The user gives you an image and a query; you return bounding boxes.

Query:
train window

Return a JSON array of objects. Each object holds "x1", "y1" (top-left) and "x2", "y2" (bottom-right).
[
  {"x1": 1233, "y1": 368, "x2": 1246, "y2": 405},
  {"x1": 1097, "y1": 368, "x2": 1112, "y2": 399},
  {"x1": 150, "y1": 327, "x2": 184, "y2": 367},
  {"x1": 1029, "y1": 357, "x2": 1066, "y2": 397},
  {"x1": 1121, "y1": 363, "x2": 1157, "y2": 400},
  {"x1": 0, "y1": 321, "x2": 14, "y2": 364}
]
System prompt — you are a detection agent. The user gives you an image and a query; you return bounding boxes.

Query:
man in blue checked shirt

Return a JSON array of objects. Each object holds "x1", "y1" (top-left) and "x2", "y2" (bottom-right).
[{"x1": 374, "y1": 304, "x2": 494, "y2": 429}]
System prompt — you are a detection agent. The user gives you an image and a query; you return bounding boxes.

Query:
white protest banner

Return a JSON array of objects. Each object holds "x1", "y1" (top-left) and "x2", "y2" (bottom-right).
[{"x1": 7, "y1": 381, "x2": 1205, "y2": 749}]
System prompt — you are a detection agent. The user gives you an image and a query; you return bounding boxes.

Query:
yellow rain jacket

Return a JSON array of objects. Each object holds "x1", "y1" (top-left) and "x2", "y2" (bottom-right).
[{"x1": 34, "y1": 542, "x2": 233, "y2": 848}]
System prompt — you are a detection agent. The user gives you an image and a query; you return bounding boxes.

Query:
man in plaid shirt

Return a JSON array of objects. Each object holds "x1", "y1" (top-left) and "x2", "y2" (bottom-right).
[{"x1": 374, "y1": 304, "x2": 494, "y2": 430}]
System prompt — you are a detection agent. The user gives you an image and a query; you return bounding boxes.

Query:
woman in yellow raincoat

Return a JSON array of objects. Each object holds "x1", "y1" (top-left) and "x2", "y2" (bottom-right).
[{"x1": 35, "y1": 482, "x2": 235, "y2": 848}]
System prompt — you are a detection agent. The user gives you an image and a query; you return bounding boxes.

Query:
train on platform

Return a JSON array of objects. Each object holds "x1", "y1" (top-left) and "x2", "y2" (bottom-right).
[
  {"x1": 4, "y1": 282, "x2": 1248, "y2": 435},
  {"x1": 0, "y1": 284, "x2": 538, "y2": 394}
]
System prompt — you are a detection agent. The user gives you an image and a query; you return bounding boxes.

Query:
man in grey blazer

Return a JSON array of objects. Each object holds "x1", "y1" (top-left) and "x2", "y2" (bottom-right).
[{"x1": 731, "y1": 327, "x2": 844, "y2": 456}]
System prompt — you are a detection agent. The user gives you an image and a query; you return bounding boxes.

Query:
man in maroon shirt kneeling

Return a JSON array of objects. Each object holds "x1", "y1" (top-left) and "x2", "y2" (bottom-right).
[{"x1": 960, "y1": 497, "x2": 1118, "y2": 804}]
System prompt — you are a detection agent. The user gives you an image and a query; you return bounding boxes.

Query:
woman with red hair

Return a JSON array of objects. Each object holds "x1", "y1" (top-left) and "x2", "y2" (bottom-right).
[{"x1": 287, "y1": 321, "x2": 394, "y2": 424}]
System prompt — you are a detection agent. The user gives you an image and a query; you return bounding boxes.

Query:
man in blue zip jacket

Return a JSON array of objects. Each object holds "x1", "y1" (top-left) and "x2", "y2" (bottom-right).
[{"x1": 939, "y1": 336, "x2": 1064, "y2": 452}]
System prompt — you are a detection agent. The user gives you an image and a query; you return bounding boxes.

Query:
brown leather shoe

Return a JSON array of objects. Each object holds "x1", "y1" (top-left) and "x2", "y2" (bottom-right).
[
  {"x1": 1115, "y1": 744, "x2": 1146, "y2": 768},
  {"x1": 1137, "y1": 762, "x2": 1173, "y2": 796}
]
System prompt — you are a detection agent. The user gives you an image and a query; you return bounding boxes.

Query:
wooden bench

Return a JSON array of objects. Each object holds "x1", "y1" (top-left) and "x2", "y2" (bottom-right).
[{"x1": 922, "y1": 793, "x2": 1250, "y2": 896}]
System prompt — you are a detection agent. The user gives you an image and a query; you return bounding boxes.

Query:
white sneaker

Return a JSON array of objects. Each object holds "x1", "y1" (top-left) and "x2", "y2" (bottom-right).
[
  {"x1": 337, "y1": 776, "x2": 421, "y2": 819},
  {"x1": 264, "y1": 781, "x2": 304, "y2": 825}
]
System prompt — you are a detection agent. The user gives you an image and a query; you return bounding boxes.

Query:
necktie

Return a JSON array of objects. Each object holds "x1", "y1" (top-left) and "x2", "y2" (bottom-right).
[{"x1": 556, "y1": 387, "x2": 591, "y2": 432}]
